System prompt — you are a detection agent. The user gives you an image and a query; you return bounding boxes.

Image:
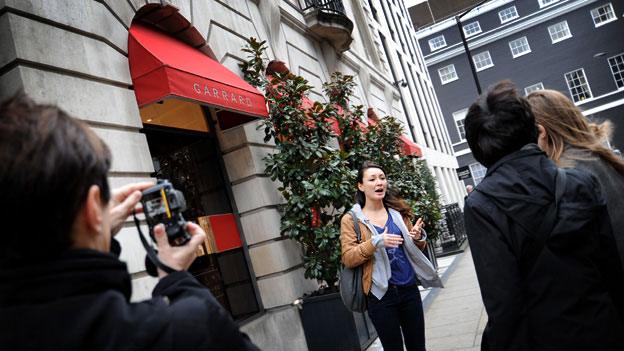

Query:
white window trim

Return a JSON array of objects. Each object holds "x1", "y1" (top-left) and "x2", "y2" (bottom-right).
[
  {"x1": 473, "y1": 51, "x2": 494, "y2": 71},
  {"x1": 548, "y1": 21, "x2": 572, "y2": 44},
  {"x1": 565, "y1": 68, "x2": 593, "y2": 104},
  {"x1": 469, "y1": 163, "x2": 487, "y2": 185},
  {"x1": 453, "y1": 108, "x2": 468, "y2": 142},
  {"x1": 463, "y1": 21, "x2": 482, "y2": 38},
  {"x1": 538, "y1": 0, "x2": 560, "y2": 8},
  {"x1": 591, "y1": 3, "x2": 618, "y2": 28},
  {"x1": 428, "y1": 35, "x2": 447, "y2": 51},
  {"x1": 524, "y1": 82, "x2": 544, "y2": 95},
  {"x1": 438, "y1": 64, "x2": 458, "y2": 85},
  {"x1": 607, "y1": 53, "x2": 624, "y2": 89},
  {"x1": 499, "y1": 6, "x2": 519, "y2": 24},
  {"x1": 509, "y1": 37, "x2": 532, "y2": 58}
]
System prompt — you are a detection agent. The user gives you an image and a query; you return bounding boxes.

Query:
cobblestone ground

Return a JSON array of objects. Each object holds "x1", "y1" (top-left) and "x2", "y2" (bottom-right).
[{"x1": 366, "y1": 248, "x2": 486, "y2": 351}]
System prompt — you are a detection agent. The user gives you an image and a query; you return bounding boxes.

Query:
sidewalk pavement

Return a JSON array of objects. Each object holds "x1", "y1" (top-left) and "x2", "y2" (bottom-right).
[{"x1": 366, "y1": 247, "x2": 487, "y2": 351}]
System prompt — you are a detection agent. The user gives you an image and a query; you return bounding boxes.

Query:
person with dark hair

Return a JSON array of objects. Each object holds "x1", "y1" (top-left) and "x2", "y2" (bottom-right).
[
  {"x1": 464, "y1": 81, "x2": 624, "y2": 350},
  {"x1": 0, "y1": 94, "x2": 259, "y2": 351},
  {"x1": 340, "y1": 161, "x2": 442, "y2": 351}
]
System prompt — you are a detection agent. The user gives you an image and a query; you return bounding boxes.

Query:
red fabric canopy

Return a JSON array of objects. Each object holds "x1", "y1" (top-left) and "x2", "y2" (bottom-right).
[
  {"x1": 399, "y1": 135, "x2": 422, "y2": 157},
  {"x1": 128, "y1": 22, "x2": 268, "y2": 120}
]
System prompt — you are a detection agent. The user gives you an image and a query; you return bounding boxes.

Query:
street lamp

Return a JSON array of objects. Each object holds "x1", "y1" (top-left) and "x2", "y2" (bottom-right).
[{"x1": 455, "y1": 0, "x2": 490, "y2": 95}]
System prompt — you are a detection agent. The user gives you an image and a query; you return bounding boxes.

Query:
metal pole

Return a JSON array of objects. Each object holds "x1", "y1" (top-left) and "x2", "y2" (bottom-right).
[
  {"x1": 455, "y1": 0, "x2": 490, "y2": 95},
  {"x1": 456, "y1": 15, "x2": 482, "y2": 95}
]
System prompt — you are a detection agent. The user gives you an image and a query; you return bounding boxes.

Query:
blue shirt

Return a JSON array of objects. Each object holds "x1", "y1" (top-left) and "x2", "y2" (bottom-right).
[{"x1": 374, "y1": 213, "x2": 417, "y2": 286}]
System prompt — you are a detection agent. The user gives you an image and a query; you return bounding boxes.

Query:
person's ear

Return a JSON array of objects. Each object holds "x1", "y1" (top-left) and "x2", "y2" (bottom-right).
[
  {"x1": 83, "y1": 185, "x2": 104, "y2": 235},
  {"x1": 357, "y1": 182, "x2": 364, "y2": 192},
  {"x1": 537, "y1": 124, "x2": 549, "y2": 150}
]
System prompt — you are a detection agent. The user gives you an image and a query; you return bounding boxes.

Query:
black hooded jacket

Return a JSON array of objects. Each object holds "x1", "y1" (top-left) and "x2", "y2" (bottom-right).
[
  {"x1": 464, "y1": 144, "x2": 624, "y2": 351},
  {"x1": 0, "y1": 249, "x2": 260, "y2": 351}
]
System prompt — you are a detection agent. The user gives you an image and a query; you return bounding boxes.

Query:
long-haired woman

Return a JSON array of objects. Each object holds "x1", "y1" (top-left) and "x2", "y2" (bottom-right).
[
  {"x1": 340, "y1": 161, "x2": 442, "y2": 351},
  {"x1": 528, "y1": 89, "x2": 624, "y2": 268}
]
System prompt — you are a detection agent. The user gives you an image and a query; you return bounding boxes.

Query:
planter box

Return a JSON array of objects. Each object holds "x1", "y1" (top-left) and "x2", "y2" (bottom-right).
[{"x1": 299, "y1": 292, "x2": 377, "y2": 351}]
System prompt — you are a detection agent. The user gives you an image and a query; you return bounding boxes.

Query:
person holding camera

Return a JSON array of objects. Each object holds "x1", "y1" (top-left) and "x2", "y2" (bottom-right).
[{"x1": 0, "y1": 94, "x2": 260, "y2": 351}]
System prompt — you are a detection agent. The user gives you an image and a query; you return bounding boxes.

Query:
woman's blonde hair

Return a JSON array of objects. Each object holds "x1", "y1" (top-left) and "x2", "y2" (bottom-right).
[{"x1": 527, "y1": 89, "x2": 624, "y2": 175}]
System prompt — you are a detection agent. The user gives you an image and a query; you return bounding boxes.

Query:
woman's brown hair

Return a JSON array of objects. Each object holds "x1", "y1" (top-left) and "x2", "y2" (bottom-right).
[
  {"x1": 356, "y1": 161, "x2": 413, "y2": 219},
  {"x1": 527, "y1": 89, "x2": 624, "y2": 175}
]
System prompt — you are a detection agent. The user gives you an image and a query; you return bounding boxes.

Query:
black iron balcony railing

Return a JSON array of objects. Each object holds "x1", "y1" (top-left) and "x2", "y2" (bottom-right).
[{"x1": 303, "y1": 0, "x2": 347, "y2": 16}]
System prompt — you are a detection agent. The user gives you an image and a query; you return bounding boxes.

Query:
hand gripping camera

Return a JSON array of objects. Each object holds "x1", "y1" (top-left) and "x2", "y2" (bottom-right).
[{"x1": 141, "y1": 179, "x2": 191, "y2": 246}]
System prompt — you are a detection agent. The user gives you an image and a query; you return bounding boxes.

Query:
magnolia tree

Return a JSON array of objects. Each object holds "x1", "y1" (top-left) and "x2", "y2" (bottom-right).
[{"x1": 240, "y1": 38, "x2": 442, "y2": 290}]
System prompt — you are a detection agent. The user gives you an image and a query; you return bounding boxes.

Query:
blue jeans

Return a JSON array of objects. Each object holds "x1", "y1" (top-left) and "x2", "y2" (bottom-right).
[{"x1": 367, "y1": 284, "x2": 426, "y2": 351}]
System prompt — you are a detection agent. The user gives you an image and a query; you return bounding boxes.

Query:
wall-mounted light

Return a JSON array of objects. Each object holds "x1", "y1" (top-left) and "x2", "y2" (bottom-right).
[{"x1": 394, "y1": 79, "x2": 408, "y2": 88}]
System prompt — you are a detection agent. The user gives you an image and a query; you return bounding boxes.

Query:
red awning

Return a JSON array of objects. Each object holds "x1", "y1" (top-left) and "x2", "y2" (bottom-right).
[
  {"x1": 399, "y1": 135, "x2": 422, "y2": 157},
  {"x1": 128, "y1": 22, "x2": 268, "y2": 121}
]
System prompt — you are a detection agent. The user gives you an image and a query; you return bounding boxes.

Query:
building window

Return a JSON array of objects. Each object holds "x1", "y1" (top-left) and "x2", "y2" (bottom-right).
[
  {"x1": 548, "y1": 21, "x2": 572, "y2": 43},
  {"x1": 428, "y1": 35, "x2": 446, "y2": 51},
  {"x1": 608, "y1": 53, "x2": 624, "y2": 88},
  {"x1": 538, "y1": 0, "x2": 560, "y2": 8},
  {"x1": 524, "y1": 82, "x2": 545, "y2": 95},
  {"x1": 509, "y1": 37, "x2": 531, "y2": 58},
  {"x1": 463, "y1": 21, "x2": 482, "y2": 37},
  {"x1": 438, "y1": 64, "x2": 458, "y2": 85},
  {"x1": 469, "y1": 163, "x2": 487, "y2": 185},
  {"x1": 453, "y1": 109, "x2": 468, "y2": 141},
  {"x1": 564, "y1": 69, "x2": 592, "y2": 102},
  {"x1": 473, "y1": 51, "x2": 494, "y2": 71},
  {"x1": 498, "y1": 6, "x2": 519, "y2": 24},
  {"x1": 591, "y1": 3, "x2": 617, "y2": 27}
]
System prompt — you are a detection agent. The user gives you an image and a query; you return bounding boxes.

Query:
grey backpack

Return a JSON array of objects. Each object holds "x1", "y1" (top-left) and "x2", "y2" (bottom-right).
[{"x1": 339, "y1": 211, "x2": 367, "y2": 312}]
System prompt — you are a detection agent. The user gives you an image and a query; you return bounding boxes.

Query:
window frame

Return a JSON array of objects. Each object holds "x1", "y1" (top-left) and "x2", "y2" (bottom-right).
[
  {"x1": 469, "y1": 163, "x2": 487, "y2": 185},
  {"x1": 428, "y1": 35, "x2": 447, "y2": 51},
  {"x1": 508, "y1": 36, "x2": 532, "y2": 58},
  {"x1": 472, "y1": 51, "x2": 494, "y2": 71},
  {"x1": 538, "y1": 0, "x2": 560, "y2": 8},
  {"x1": 591, "y1": 3, "x2": 617, "y2": 27},
  {"x1": 524, "y1": 82, "x2": 544, "y2": 95},
  {"x1": 548, "y1": 20, "x2": 572, "y2": 44},
  {"x1": 498, "y1": 6, "x2": 519, "y2": 24},
  {"x1": 438, "y1": 64, "x2": 458, "y2": 85},
  {"x1": 564, "y1": 68, "x2": 593, "y2": 103},
  {"x1": 608, "y1": 53, "x2": 624, "y2": 89},
  {"x1": 463, "y1": 21, "x2": 482, "y2": 38},
  {"x1": 452, "y1": 108, "x2": 468, "y2": 142}
]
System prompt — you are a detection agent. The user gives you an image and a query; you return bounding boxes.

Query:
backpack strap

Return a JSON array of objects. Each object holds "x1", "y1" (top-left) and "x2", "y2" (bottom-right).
[{"x1": 349, "y1": 210, "x2": 362, "y2": 243}]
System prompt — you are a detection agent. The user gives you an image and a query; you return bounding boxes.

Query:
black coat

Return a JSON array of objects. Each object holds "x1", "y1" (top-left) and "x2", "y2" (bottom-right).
[
  {"x1": 464, "y1": 145, "x2": 624, "y2": 351},
  {"x1": 0, "y1": 249, "x2": 260, "y2": 351}
]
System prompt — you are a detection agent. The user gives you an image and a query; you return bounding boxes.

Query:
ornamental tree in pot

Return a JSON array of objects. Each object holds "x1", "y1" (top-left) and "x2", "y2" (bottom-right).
[{"x1": 240, "y1": 38, "x2": 442, "y2": 350}]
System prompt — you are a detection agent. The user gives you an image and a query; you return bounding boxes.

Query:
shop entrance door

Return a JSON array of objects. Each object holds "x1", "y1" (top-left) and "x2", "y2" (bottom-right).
[{"x1": 140, "y1": 99, "x2": 259, "y2": 320}]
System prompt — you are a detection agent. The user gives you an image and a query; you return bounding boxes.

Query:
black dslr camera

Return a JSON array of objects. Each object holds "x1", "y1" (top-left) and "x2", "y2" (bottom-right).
[{"x1": 141, "y1": 180, "x2": 191, "y2": 246}]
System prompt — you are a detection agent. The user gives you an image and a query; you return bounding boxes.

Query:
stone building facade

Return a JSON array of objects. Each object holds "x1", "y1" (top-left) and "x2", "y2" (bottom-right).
[{"x1": 0, "y1": 1, "x2": 464, "y2": 349}]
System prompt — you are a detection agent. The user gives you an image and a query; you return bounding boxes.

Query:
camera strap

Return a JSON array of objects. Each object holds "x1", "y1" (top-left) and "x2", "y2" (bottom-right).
[{"x1": 132, "y1": 212, "x2": 177, "y2": 275}]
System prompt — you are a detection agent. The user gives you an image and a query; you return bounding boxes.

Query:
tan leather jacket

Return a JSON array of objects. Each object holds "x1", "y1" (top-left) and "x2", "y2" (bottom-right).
[{"x1": 340, "y1": 213, "x2": 421, "y2": 294}]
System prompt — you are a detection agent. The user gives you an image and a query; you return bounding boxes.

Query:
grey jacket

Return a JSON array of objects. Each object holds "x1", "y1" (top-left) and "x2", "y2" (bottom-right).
[
  {"x1": 350, "y1": 204, "x2": 443, "y2": 299},
  {"x1": 561, "y1": 147, "x2": 624, "y2": 269}
]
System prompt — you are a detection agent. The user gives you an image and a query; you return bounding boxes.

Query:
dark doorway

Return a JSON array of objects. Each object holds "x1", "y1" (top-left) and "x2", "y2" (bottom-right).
[{"x1": 143, "y1": 123, "x2": 259, "y2": 320}]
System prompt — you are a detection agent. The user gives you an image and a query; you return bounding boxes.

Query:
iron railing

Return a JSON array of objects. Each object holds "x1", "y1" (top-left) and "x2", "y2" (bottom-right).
[
  {"x1": 303, "y1": 0, "x2": 347, "y2": 15},
  {"x1": 433, "y1": 203, "x2": 467, "y2": 256}
]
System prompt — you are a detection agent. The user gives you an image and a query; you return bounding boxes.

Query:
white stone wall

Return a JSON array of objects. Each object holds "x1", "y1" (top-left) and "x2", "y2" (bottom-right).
[{"x1": 1, "y1": 1, "x2": 467, "y2": 349}]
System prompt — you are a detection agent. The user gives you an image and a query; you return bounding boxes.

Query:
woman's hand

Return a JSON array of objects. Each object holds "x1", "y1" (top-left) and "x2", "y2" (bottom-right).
[
  {"x1": 378, "y1": 227, "x2": 403, "y2": 248},
  {"x1": 408, "y1": 218, "x2": 425, "y2": 242}
]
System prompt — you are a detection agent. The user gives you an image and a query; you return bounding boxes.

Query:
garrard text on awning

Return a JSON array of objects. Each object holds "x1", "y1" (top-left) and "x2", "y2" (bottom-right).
[{"x1": 193, "y1": 83, "x2": 253, "y2": 107}]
